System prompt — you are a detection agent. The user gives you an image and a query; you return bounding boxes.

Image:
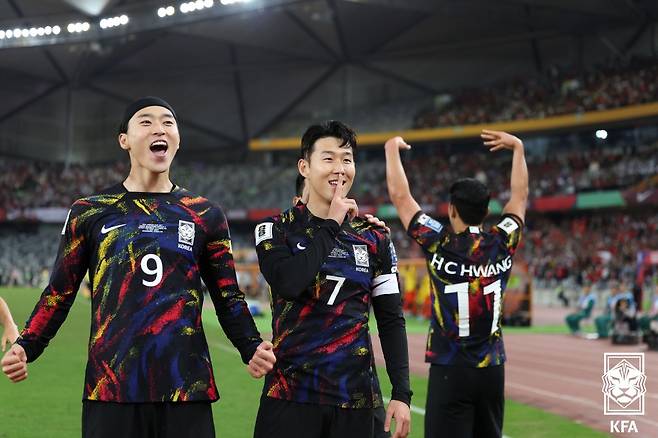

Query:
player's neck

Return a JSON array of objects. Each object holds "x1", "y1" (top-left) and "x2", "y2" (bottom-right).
[
  {"x1": 124, "y1": 169, "x2": 173, "y2": 193},
  {"x1": 305, "y1": 193, "x2": 331, "y2": 219},
  {"x1": 451, "y1": 217, "x2": 477, "y2": 234}
]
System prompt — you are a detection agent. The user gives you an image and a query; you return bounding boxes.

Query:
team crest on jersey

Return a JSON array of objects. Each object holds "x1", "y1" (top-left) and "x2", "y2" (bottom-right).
[
  {"x1": 178, "y1": 220, "x2": 195, "y2": 246},
  {"x1": 418, "y1": 213, "x2": 443, "y2": 233},
  {"x1": 353, "y1": 245, "x2": 369, "y2": 268}
]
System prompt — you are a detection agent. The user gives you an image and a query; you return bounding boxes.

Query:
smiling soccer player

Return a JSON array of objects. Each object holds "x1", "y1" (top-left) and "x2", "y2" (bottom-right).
[
  {"x1": 254, "y1": 121, "x2": 411, "y2": 438},
  {"x1": 1, "y1": 96, "x2": 275, "y2": 438}
]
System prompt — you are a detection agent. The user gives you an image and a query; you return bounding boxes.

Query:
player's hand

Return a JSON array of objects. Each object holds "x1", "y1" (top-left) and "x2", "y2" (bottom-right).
[
  {"x1": 328, "y1": 175, "x2": 358, "y2": 225},
  {"x1": 1, "y1": 324, "x2": 19, "y2": 352},
  {"x1": 481, "y1": 129, "x2": 522, "y2": 152},
  {"x1": 384, "y1": 136, "x2": 411, "y2": 151},
  {"x1": 385, "y1": 399, "x2": 411, "y2": 438},
  {"x1": 364, "y1": 214, "x2": 390, "y2": 234},
  {"x1": 246, "y1": 341, "x2": 276, "y2": 379},
  {"x1": 1, "y1": 343, "x2": 28, "y2": 383}
]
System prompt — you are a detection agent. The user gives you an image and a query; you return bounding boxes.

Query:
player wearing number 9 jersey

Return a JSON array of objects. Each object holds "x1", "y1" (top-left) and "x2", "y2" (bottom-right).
[
  {"x1": 2, "y1": 97, "x2": 275, "y2": 438},
  {"x1": 253, "y1": 121, "x2": 411, "y2": 438},
  {"x1": 384, "y1": 130, "x2": 528, "y2": 438}
]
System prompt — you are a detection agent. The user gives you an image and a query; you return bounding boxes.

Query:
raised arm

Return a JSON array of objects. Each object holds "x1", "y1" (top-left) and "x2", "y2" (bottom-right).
[
  {"x1": 384, "y1": 137, "x2": 421, "y2": 230},
  {"x1": 481, "y1": 129, "x2": 528, "y2": 222}
]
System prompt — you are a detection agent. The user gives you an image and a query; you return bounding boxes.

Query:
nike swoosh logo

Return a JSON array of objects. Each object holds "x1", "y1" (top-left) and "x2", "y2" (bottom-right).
[
  {"x1": 101, "y1": 223, "x2": 127, "y2": 234},
  {"x1": 296, "y1": 242, "x2": 306, "y2": 250}
]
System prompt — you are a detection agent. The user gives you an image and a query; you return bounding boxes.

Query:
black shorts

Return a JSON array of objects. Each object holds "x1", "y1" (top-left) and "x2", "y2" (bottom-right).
[
  {"x1": 253, "y1": 396, "x2": 374, "y2": 438},
  {"x1": 374, "y1": 404, "x2": 391, "y2": 438},
  {"x1": 425, "y1": 364, "x2": 504, "y2": 438},
  {"x1": 82, "y1": 400, "x2": 215, "y2": 438}
]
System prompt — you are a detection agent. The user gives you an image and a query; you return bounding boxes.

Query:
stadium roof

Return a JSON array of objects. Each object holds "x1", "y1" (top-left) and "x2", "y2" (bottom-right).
[{"x1": 0, "y1": 0, "x2": 656, "y2": 163}]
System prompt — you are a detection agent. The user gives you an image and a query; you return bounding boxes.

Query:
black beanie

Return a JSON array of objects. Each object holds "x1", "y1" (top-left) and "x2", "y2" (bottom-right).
[{"x1": 118, "y1": 96, "x2": 177, "y2": 134}]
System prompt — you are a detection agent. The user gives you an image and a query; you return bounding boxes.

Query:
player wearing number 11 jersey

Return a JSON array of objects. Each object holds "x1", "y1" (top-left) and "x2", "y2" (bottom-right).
[
  {"x1": 384, "y1": 130, "x2": 528, "y2": 438},
  {"x1": 1, "y1": 97, "x2": 275, "y2": 438}
]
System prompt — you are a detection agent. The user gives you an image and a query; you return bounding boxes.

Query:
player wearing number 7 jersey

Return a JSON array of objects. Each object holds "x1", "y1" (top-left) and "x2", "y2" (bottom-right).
[
  {"x1": 384, "y1": 130, "x2": 528, "y2": 438},
  {"x1": 1, "y1": 97, "x2": 275, "y2": 438},
  {"x1": 254, "y1": 121, "x2": 411, "y2": 438}
]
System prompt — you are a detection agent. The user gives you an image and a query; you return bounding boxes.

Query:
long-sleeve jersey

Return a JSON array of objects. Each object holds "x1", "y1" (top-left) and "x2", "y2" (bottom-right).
[
  {"x1": 17, "y1": 183, "x2": 261, "y2": 403},
  {"x1": 408, "y1": 211, "x2": 523, "y2": 368},
  {"x1": 255, "y1": 203, "x2": 411, "y2": 408}
]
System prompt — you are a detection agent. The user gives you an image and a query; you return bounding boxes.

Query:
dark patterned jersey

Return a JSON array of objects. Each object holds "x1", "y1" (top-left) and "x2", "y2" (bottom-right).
[
  {"x1": 255, "y1": 203, "x2": 402, "y2": 408},
  {"x1": 18, "y1": 183, "x2": 261, "y2": 403},
  {"x1": 407, "y1": 211, "x2": 523, "y2": 367}
]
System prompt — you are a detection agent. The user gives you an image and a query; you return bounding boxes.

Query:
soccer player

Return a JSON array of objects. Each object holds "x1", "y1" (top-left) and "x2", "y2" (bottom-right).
[
  {"x1": 292, "y1": 174, "x2": 394, "y2": 438},
  {"x1": 1, "y1": 97, "x2": 275, "y2": 438},
  {"x1": 0, "y1": 296, "x2": 19, "y2": 352},
  {"x1": 254, "y1": 121, "x2": 411, "y2": 438},
  {"x1": 384, "y1": 130, "x2": 528, "y2": 438}
]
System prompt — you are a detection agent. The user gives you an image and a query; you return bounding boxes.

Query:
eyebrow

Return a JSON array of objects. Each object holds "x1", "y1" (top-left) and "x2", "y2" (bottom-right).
[
  {"x1": 137, "y1": 113, "x2": 175, "y2": 119},
  {"x1": 319, "y1": 150, "x2": 353, "y2": 157}
]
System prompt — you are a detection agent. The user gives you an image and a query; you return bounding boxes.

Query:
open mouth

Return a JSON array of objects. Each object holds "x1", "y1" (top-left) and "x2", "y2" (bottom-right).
[
  {"x1": 150, "y1": 140, "x2": 168, "y2": 157},
  {"x1": 329, "y1": 179, "x2": 347, "y2": 187}
]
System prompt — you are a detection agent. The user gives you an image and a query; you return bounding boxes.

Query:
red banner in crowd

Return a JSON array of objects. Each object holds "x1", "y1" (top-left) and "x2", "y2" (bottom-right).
[{"x1": 532, "y1": 194, "x2": 577, "y2": 212}]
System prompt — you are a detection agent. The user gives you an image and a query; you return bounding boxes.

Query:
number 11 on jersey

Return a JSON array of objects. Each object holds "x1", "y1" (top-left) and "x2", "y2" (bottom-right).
[{"x1": 445, "y1": 279, "x2": 502, "y2": 337}]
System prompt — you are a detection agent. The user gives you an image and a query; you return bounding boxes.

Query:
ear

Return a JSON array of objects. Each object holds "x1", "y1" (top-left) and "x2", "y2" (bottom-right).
[
  {"x1": 449, "y1": 203, "x2": 456, "y2": 219},
  {"x1": 118, "y1": 133, "x2": 129, "y2": 151},
  {"x1": 298, "y1": 158, "x2": 309, "y2": 178}
]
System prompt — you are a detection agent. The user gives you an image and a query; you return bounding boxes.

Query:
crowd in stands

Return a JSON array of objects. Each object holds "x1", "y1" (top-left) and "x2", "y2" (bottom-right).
[
  {"x1": 414, "y1": 60, "x2": 658, "y2": 128},
  {"x1": 523, "y1": 212, "x2": 658, "y2": 288},
  {"x1": 2, "y1": 136, "x2": 656, "y2": 214}
]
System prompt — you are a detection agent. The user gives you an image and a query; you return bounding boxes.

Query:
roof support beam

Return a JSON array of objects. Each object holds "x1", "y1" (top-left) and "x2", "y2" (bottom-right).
[{"x1": 85, "y1": 84, "x2": 244, "y2": 146}]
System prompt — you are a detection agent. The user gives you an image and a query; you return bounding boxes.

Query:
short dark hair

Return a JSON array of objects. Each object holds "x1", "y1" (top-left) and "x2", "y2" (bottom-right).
[
  {"x1": 300, "y1": 120, "x2": 357, "y2": 160},
  {"x1": 449, "y1": 178, "x2": 490, "y2": 225},
  {"x1": 295, "y1": 173, "x2": 305, "y2": 197}
]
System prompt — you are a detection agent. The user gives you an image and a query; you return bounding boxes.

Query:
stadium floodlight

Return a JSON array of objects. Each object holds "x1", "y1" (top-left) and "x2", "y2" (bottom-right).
[
  {"x1": 166, "y1": 6, "x2": 175, "y2": 15},
  {"x1": 180, "y1": 3, "x2": 189, "y2": 13},
  {"x1": 37, "y1": 27, "x2": 45, "y2": 36},
  {"x1": 29, "y1": 28, "x2": 37, "y2": 37},
  {"x1": 204, "y1": 0, "x2": 214, "y2": 7},
  {"x1": 0, "y1": 31, "x2": 4, "y2": 39},
  {"x1": 5, "y1": 30, "x2": 12, "y2": 38},
  {"x1": 100, "y1": 15, "x2": 129, "y2": 29},
  {"x1": 67, "y1": 22, "x2": 90, "y2": 33},
  {"x1": 53, "y1": 25, "x2": 61, "y2": 35},
  {"x1": 21, "y1": 29, "x2": 29, "y2": 38},
  {"x1": 595, "y1": 129, "x2": 608, "y2": 140},
  {"x1": 45, "y1": 26, "x2": 52, "y2": 35},
  {"x1": 157, "y1": 7, "x2": 167, "y2": 18}
]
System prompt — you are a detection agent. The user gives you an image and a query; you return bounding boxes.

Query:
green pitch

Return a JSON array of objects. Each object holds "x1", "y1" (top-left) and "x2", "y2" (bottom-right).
[{"x1": 0, "y1": 288, "x2": 608, "y2": 438}]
